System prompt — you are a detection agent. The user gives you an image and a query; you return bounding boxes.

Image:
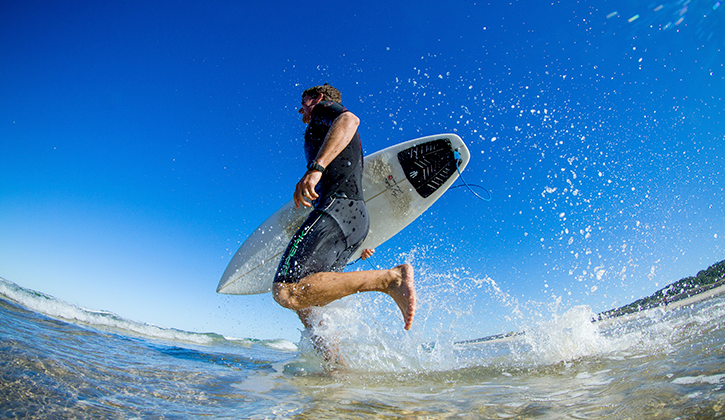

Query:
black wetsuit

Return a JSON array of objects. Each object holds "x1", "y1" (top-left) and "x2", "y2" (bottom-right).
[{"x1": 274, "y1": 102, "x2": 369, "y2": 283}]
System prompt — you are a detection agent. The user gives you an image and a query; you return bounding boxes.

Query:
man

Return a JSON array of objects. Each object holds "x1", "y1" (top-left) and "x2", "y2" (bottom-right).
[{"x1": 272, "y1": 84, "x2": 416, "y2": 358}]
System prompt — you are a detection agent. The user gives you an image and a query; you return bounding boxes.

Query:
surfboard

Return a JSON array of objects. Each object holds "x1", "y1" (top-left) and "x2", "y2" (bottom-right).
[{"x1": 217, "y1": 133, "x2": 470, "y2": 295}]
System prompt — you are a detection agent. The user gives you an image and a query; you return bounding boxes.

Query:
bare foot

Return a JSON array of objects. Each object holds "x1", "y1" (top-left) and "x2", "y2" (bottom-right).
[{"x1": 387, "y1": 264, "x2": 416, "y2": 330}]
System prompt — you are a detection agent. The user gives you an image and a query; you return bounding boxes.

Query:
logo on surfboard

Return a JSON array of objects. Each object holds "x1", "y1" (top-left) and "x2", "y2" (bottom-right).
[{"x1": 384, "y1": 174, "x2": 405, "y2": 199}]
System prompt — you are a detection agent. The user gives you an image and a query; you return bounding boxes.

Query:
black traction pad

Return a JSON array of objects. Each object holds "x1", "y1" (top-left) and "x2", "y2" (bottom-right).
[{"x1": 397, "y1": 138, "x2": 459, "y2": 198}]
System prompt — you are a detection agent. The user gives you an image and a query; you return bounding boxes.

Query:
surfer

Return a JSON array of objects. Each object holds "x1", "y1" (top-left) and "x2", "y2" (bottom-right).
[{"x1": 272, "y1": 84, "x2": 416, "y2": 358}]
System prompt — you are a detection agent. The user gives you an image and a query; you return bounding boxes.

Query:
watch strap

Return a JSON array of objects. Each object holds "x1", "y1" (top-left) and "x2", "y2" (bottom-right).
[{"x1": 307, "y1": 160, "x2": 326, "y2": 173}]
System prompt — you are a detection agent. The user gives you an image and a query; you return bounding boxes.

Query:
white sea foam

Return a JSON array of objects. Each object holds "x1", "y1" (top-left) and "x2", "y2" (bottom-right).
[
  {"x1": 672, "y1": 375, "x2": 725, "y2": 385},
  {"x1": 517, "y1": 305, "x2": 635, "y2": 365},
  {"x1": 264, "y1": 339, "x2": 300, "y2": 351}
]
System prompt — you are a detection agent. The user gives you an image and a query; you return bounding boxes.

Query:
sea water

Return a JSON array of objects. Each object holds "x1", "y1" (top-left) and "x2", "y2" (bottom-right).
[{"x1": 1, "y1": 275, "x2": 724, "y2": 419}]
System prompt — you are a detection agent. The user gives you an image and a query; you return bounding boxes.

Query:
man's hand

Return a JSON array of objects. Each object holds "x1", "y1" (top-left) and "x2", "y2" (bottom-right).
[
  {"x1": 361, "y1": 248, "x2": 375, "y2": 260},
  {"x1": 294, "y1": 170, "x2": 322, "y2": 209}
]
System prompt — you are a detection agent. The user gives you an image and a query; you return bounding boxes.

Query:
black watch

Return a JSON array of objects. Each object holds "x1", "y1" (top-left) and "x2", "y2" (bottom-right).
[{"x1": 307, "y1": 160, "x2": 326, "y2": 173}]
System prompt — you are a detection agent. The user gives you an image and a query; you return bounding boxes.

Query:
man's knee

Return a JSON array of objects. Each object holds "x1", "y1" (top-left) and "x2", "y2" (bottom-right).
[{"x1": 273, "y1": 282, "x2": 302, "y2": 310}]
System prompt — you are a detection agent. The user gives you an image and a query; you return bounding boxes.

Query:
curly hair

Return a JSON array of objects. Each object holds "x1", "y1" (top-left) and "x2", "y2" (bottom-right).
[{"x1": 302, "y1": 83, "x2": 342, "y2": 103}]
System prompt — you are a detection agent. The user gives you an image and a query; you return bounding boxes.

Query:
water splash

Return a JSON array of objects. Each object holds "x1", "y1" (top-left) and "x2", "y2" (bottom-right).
[{"x1": 294, "y1": 254, "x2": 725, "y2": 374}]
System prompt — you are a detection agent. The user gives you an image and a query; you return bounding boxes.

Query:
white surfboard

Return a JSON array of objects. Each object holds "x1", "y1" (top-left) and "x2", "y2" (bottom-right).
[{"x1": 217, "y1": 133, "x2": 470, "y2": 295}]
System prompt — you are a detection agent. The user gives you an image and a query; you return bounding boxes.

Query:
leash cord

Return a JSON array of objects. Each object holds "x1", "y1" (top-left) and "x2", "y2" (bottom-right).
[{"x1": 452, "y1": 150, "x2": 491, "y2": 202}]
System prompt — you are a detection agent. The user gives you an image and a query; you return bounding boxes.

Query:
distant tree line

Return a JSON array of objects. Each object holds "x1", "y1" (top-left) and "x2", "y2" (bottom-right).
[{"x1": 599, "y1": 259, "x2": 725, "y2": 320}]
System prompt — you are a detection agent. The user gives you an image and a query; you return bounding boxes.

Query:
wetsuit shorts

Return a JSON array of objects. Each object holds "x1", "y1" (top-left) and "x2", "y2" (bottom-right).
[{"x1": 274, "y1": 197, "x2": 369, "y2": 284}]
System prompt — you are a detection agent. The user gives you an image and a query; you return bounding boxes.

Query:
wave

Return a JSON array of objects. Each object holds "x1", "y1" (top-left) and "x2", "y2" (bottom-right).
[
  {"x1": 0, "y1": 277, "x2": 298, "y2": 352},
  {"x1": 4, "y1": 272, "x2": 724, "y2": 375}
]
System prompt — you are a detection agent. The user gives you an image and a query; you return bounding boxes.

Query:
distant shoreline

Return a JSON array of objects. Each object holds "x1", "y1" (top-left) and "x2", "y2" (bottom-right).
[
  {"x1": 597, "y1": 260, "x2": 725, "y2": 320},
  {"x1": 659, "y1": 281, "x2": 725, "y2": 311},
  {"x1": 458, "y1": 264, "x2": 725, "y2": 346},
  {"x1": 593, "y1": 280, "x2": 725, "y2": 329}
]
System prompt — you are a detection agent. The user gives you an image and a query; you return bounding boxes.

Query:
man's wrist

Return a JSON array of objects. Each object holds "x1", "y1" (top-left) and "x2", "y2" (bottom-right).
[{"x1": 307, "y1": 160, "x2": 326, "y2": 173}]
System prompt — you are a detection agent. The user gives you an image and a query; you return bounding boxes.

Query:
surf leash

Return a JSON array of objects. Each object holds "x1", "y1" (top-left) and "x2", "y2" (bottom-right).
[
  {"x1": 346, "y1": 257, "x2": 377, "y2": 270},
  {"x1": 452, "y1": 150, "x2": 492, "y2": 202}
]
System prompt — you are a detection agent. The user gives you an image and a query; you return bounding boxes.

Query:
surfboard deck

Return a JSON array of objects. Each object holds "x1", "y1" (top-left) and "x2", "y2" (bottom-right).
[{"x1": 217, "y1": 133, "x2": 470, "y2": 295}]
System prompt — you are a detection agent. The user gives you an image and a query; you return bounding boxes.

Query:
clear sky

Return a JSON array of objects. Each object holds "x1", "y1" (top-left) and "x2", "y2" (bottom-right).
[{"x1": 1, "y1": 0, "x2": 723, "y2": 341}]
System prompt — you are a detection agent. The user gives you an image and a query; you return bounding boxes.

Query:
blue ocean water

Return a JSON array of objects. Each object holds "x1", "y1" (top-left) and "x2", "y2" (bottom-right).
[{"x1": 2, "y1": 276, "x2": 724, "y2": 418}]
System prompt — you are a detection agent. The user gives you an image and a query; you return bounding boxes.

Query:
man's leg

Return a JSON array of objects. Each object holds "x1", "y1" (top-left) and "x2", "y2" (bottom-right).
[
  {"x1": 274, "y1": 264, "x2": 416, "y2": 330},
  {"x1": 296, "y1": 308, "x2": 346, "y2": 365}
]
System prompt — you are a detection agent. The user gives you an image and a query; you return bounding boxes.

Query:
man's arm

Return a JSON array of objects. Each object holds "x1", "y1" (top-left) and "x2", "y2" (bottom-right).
[
  {"x1": 294, "y1": 112, "x2": 360, "y2": 209},
  {"x1": 312, "y1": 112, "x2": 360, "y2": 169}
]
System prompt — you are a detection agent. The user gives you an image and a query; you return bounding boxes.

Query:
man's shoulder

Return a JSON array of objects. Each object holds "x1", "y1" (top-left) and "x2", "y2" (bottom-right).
[
  {"x1": 311, "y1": 101, "x2": 349, "y2": 124},
  {"x1": 316, "y1": 101, "x2": 347, "y2": 112}
]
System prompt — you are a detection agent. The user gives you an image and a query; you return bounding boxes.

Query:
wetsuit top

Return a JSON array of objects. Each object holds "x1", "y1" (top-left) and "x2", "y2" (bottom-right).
[
  {"x1": 304, "y1": 101, "x2": 364, "y2": 203},
  {"x1": 274, "y1": 101, "x2": 367, "y2": 284}
]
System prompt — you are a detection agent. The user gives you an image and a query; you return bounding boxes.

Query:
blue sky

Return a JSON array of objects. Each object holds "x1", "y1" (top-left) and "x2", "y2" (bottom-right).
[{"x1": 1, "y1": 0, "x2": 723, "y2": 341}]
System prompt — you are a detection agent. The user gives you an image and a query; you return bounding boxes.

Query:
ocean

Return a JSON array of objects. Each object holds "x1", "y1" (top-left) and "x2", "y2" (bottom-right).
[{"x1": 2, "y1": 276, "x2": 724, "y2": 419}]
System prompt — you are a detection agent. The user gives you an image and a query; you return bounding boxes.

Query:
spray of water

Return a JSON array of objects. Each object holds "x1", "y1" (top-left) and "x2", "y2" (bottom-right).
[{"x1": 293, "y1": 249, "x2": 725, "y2": 374}]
